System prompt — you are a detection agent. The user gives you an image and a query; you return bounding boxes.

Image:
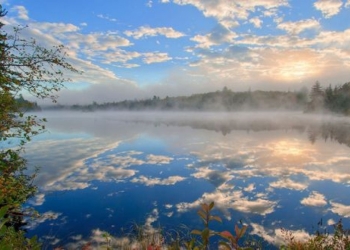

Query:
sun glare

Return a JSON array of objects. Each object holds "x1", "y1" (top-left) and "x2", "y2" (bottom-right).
[
  {"x1": 274, "y1": 141, "x2": 302, "y2": 156},
  {"x1": 279, "y1": 61, "x2": 314, "y2": 80},
  {"x1": 271, "y1": 140, "x2": 312, "y2": 159}
]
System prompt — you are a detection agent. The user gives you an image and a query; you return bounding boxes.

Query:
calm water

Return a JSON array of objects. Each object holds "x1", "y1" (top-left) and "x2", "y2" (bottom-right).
[{"x1": 22, "y1": 111, "x2": 350, "y2": 249}]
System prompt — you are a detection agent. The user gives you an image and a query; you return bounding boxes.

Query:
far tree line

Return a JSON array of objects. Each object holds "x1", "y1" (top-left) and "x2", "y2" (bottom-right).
[
  {"x1": 306, "y1": 81, "x2": 350, "y2": 115},
  {"x1": 24, "y1": 81, "x2": 350, "y2": 115}
]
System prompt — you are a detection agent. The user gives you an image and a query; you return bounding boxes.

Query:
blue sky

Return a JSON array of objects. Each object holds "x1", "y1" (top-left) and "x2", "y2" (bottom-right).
[{"x1": 1, "y1": 0, "x2": 350, "y2": 104}]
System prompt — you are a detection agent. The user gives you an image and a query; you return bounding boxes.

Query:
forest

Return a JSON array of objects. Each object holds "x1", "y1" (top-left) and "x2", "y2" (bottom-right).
[{"x1": 42, "y1": 82, "x2": 350, "y2": 115}]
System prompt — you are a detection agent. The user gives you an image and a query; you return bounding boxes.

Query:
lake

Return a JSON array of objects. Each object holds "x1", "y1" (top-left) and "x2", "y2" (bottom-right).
[{"x1": 23, "y1": 111, "x2": 350, "y2": 249}]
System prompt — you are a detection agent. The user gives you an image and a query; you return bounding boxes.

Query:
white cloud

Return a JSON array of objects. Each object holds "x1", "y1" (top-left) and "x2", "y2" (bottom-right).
[
  {"x1": 176, "y1": 189, "x2": 276, "y2": 217},
  {"x1": 146, "y1": 0, "x2": 153, "y2": 7},
  {"x1": 146, "y1": 154, "x2": 174, "y2": 165},
  {"x1": 130, "y1": 175, "x2": 186, "y2": 186},
  {"x1": 171, "y1": 0, "x2": 288, "y2": 28},
  {"x1": 277, "y1": 19, "x2": 320, "y2": 35},
  {"x1": 249, "y1": 17, "x2": 263, "y2": 28},
  {"x1": 12, "y1": 5, "x2": 29, "y2": 20},
  {"x1": 97, "y1": 14, "x2": 118, "y2": 22},
  {"x1": 250, "y1": 223, "x2": 311, "y2": 246},
  {"x1": 270, "y1": 179, "x2": 307, "y2": 191},
  {"x1": 300, "y1": 191, "x2": 327, "y2": 207},
  {"x1": 327, "y1": 218, "x2": 336, "y2": 225},
  {"x1": 346, "y1": 0, "x2": 350, "y2": 7},
  {"x1": 191, "y1": 25, "x2": 237, "y2": 48},
  {"x1": 124, "y1": 26, "x2": 185, "y2": 39},
  {"x1": 314, "y1": 0, "x2": 343, "y2": 18},
  {"x1": 191, "y1": 168, "x2": 233, "y2": 187},
  {"x1": 330, "y1": 201, "x2": 350, "y2": 218},
  {"x1": 244, "y1": 183, "x2": 255, "y2": 192},
  {"x1": 143, "y1": 52, "x2": 172, "y2": 64},
  {"x1": 28, "y1": 193, "x2": 45, "y2": 206},
  {"x1": 26, "y1": 211, "x2": 62, "y2": 229}
]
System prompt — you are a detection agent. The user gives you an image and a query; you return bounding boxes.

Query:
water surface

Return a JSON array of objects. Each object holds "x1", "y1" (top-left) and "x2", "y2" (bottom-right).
[{"x1": 23, "y1": 111, "x2": 350, "y2": 248}]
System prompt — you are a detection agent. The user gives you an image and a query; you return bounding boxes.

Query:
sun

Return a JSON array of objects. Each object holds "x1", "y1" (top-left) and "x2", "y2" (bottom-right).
[{"x1": 278, "y1": 61, "x2": 314, "y2": 80}]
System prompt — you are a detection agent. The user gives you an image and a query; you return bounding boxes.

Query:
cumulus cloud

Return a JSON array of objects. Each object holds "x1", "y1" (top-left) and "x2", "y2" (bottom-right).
[
  {"x1": 277, "y1": 19, "x2": 320, "y2": 35},
  {"x1": 125, "y1": 26, "x2": 185, "y2": 39},
  {"x1": 170, "y1": 0, "x2": 288, "y2": 28},
  {"x1": 191, "y1": 24, "x2": 237, "y2": 48},
  {"x1": 270, "y1": 179, "x2": 307, "y2": 191},
  {"x1": 300, "y1": 191, "x2": 327, "y2": 207},
  {"x1": 146, "y1": 154, "x2": 174, "y2": 165},
  {"x1": 250, "y1": 223, "x2": 311, "y2": 246},
  {"x1": 191, "y1": 168, "x2": 233, "y2": 187},
  {"x1": 244, "y1": 183, "x2": 255, "y2": 192},
  {"x1": 314, "y1": 0, "x2": 343, "y2": 18},
  {"x1": 130, "y1": 175, "x2": 186, "y2": 186},
  {"x1": 330, "y1": 201, "x2": 350, "y2": 218},
  {"x1": 143, "y1": 52, "x2": 172, "y2": 64},
  {"x1": 26, "y1": 211, "x2": 62, "y2": 229},
  {"x1": 249, "y1": 17, "x2": 263, "y2": 28},
  {"x1": 176, "y1": 189, "x2": 276, "y2": 218},
  {"x1": 12, "y1": 5, "x2": 29, "y2": 20},
  {"x1": 346, "y1": 0, "x2": 350, "y2": 7},
  {"x1": 28, "y1": 193, "x2": 46, "y2": 206}
]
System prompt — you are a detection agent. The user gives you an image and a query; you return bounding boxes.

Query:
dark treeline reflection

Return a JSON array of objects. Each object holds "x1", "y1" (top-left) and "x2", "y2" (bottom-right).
[
  {"x1": 113, "y1": 112, "x2": 350, "y2": 147},
  {"x1": 308, "y1": 121, "x2": 350, "y2": 146},
  {"x1": 40, "y1": 111, "x2": 350, "y2": 147}
]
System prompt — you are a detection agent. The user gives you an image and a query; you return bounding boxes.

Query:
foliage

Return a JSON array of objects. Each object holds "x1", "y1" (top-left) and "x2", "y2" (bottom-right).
[
  {"x1": 190, "y1": 201, "x2": 222, "y2": 250},
  {"x1": 47, "y1": 201, "x2": 350, "y2": 250},
  {"x1": 219, "y1": 224, "x2": 249, "y2": 250},
  {"x1": 0, "y1": 3, "x2": 78, "y2": 247}
]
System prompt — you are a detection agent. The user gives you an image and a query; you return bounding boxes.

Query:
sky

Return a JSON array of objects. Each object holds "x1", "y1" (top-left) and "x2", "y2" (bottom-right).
[{"x1": 1, "y1": 0, "x2": 350, "y2": 104}]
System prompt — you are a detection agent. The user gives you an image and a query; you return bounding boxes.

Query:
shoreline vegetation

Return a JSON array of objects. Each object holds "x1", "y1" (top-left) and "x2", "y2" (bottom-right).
[{"x1": 41, "y1": 201, "x2": 349, "y2": 250}]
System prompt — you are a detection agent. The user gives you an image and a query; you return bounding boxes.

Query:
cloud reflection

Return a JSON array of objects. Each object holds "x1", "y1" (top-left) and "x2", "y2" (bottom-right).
[
  {"x1": 131, "y1": 175, "x2": 186, "y2": 186},
  {"x1": 330, "y1": 201, "x2": 350, "y2": 218},
  {"x1": 176, "y1": 188, "x2": 276, "y2": 218},
  {"x1": 23, "y1": 112, "x2": 350, "y2": 247},
  {"x1": 300, "y1": 191, "x2": 327, "y2": 207}
]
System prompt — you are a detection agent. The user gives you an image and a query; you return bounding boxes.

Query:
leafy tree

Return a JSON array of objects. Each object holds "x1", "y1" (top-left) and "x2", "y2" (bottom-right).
[{"x1": 0, "y1": 4, "x2": 78, "y2": 246}]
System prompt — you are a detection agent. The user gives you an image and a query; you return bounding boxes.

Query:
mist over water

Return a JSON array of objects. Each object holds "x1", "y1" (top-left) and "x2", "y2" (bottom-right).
[{"x1": 23, "y1": 111, "x2": 350, "y2": 248}]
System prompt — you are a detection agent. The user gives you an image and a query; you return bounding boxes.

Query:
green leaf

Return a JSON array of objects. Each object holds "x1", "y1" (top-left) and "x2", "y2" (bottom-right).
[
  {"x1": 0, "y1": 219, "x2": 9, "y2": 230},
  {"x1": 201, "y1": 228, "x2": 210, "y2": 240},
  {"x1": 209, "y1": 201, "x2": 215, "y2": 211},
  {"x1": 0, "y1": 206, "x2": 9, "y2": 218}
]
